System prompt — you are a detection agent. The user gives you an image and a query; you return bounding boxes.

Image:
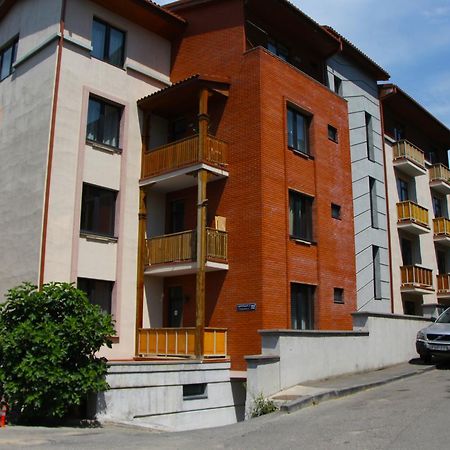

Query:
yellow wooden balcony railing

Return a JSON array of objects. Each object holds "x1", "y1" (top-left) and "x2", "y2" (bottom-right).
[
  {"x1": 437, "y1": 274, "x2": 450, "y2": 292},
  {"x1": 142, "y1": 134, "x2": 228, "y2": 179},
  {"x1": 137, "y1": 327, "x2": 227, "y2": 358},
  {"x1": 145, "y1": 229, "x2": 228, "y2": 266},
  {"x1": 401, "y1": 265, "x2": 433, "y2": 288},
  {"x1": 433, "y1": 217, "x2": 450, "y2": 236},
  {"x1": 397, "y1": 201, "x2": 429, "y2": 228},
  {"x1": 393, "y1": 140, "x2": 425, "y2": 168},
  {"x1": 430, "y1": 163, "x2": 450, "y2": 183}
]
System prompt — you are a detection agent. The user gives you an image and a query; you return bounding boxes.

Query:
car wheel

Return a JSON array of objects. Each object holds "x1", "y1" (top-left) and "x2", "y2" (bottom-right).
[{"x1": 420, "y1": 352, "x2": 432, "y2": 363}]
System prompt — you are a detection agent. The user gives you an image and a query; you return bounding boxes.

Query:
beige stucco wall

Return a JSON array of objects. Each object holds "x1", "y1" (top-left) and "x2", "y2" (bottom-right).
[
  {"x1": 43, "y1": 0, "x2": 172, "y2": 358},
  {"x1": 0, "y1": 0, "x2": 62, "y2": 299},
  {"x1": 384, "y1": 136, "x2": 440, "y2": 313}
]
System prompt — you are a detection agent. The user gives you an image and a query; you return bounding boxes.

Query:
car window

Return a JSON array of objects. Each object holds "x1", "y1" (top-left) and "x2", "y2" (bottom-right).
[{"x1": 436, "y1": 308, "x2": 450, "y2": 324}]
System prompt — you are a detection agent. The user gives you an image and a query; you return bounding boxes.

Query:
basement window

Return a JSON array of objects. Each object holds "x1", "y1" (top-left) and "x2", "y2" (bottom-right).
[{"x1": 183, "y1": 383, "x2": 208, "y2": 400}]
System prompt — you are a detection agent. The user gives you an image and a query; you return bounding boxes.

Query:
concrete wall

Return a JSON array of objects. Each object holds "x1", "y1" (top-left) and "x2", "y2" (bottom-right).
[
  {"x1": 41, "y1": 0, "x2": 172, "y2": 359},
  {"x1": 245, "y1": 312, "x2": 430, "y2": 405},
  {"x1": 0, "y1": 0, "x2": 62, "y2": 299},
  {"x1": 94, "y1": 361, "x2": 245, "y2": 431},
  {"x1": 327, "y1": 54, "x2": 391, "y2": 313}
]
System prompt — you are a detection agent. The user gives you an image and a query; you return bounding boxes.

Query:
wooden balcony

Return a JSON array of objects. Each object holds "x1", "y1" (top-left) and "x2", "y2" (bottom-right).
[
  {"x1": 433, "y1": 217, "x2": 450, "y2": 246},
  {"x1": 437, "y1": 274, "x2": 450, "y2": 298},
  {"x1": 141, "y1": 134, "x2": 228, "y2": 181},
  {"x1": 393, "y1": 140, "x2": 427, "y2": 177},
  {"x1": 429, "y1": 163, "x2": 450, "y2": 194},
  {"x1": 397, "y1": 201, "x2": 430, "y2": 235},
  {"x1": 137, "y1": 327, "x2": 228, "y2": 358},
  {"x1": 401, "y1": 265, "x2": 434, "y2": 294},
  {"x1": 144, "y1": 228, "x2": 228, "y2": 276}
]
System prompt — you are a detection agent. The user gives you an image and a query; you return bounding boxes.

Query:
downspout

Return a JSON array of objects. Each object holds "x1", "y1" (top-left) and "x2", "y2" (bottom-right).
[
  {"x1": 379, "y1": 87, "x2": 396, "y2": 313},
  {"x1": 39, "y1": 0, "x2": 67, "y2": 288}
]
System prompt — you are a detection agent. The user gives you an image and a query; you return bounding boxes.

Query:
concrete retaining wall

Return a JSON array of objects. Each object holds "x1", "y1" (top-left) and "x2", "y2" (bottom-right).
[
  {"x1": 93, "y1": 360, "x2": 245, "y2": 431},
  {"x1": 245, "y1": 312, "x2": 430, "y2": 407}
]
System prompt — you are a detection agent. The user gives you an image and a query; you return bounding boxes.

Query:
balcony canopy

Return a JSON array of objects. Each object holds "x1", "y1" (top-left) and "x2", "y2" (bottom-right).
[{"x1": 138, "y1": 74, "x2": 230, "y2": 116}]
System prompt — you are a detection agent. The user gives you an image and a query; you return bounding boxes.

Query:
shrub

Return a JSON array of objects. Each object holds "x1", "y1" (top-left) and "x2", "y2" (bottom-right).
[
  {"x1": 0, "y1": 282, "x2": 115, "y2": 422},
  {"x1": 250, "y1": 393, "x2": 278, "y2": 418}
]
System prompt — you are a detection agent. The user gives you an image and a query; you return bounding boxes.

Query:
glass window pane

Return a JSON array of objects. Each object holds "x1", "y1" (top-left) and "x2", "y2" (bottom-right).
[
  {"x1": 102, "y1": 103, "x2": 120, "y2": 147},
  {"x1": 86, "y1": 98, "x2": 102, "y2": 142},
  {"x1": 92, "y1": 20, "x2": 106, "y2": 60},
  {"x1": 287, "y1": 109, "x2": 295, "y2": 148},
  {"x1": 296, "y1": 113, "x2": 306, "y2": 152},
  {"x1": 0, "y1": 46, "x2": 13, "y2": 80},
  {"x1": 108, "y1": 28, "x2": 125, "y2": 66}
]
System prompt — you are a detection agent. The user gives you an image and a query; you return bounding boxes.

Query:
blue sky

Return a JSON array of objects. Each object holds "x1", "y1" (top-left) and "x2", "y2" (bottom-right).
[{"x1": 159, "y1": 0, "x2": 450, "y2": 128}]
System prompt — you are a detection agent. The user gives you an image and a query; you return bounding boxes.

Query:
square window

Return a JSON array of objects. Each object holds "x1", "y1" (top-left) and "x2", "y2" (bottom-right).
[
  {"x1": 331, "y1": 203, "x2": 341, "y2": 219},
  {"x1": 289, "y1": 190, "x2": 313, "y2": 241},
  {"x1": 92, "y1": 18, "x2": 125, "y2": 67},
  {"x1": 328, "y1": 125, "x2": 338, "y2": 142},
  {"x1": 78, "y1": 278, "x2": 114, "y2": 315},
  {"x1": 87, "y1": 97, "x2": 122, "y2": 148},
  {"x1": 287, "y1": 107, "x2": 310, "y2": 155},
  {"x1": 0, "y1": 37, "x2": 18, "y2": 81},
  {"x1": 334, "y1": 288, "x2": 344, "y2": 304},
  {"x1": 80, "y1": 183, "x2": 117, "y2": 237}
]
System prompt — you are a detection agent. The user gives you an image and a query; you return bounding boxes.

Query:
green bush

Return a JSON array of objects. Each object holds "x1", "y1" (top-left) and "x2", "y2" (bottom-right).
[
  {"x1": 250, "y1": 393, "x2": 278, "y2": 418},
  {"x1": 0, "y1": 282, "x2": 115, "y2": 422}
]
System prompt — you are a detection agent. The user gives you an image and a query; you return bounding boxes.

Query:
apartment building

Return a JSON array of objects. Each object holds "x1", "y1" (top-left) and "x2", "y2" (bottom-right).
[
  {"x1": 380, "y1": 84, "x2": 450, "y2": 318},
  {"x1": 0, "y1": 0, "x2": 184, "y2": 359},
  {"x1": 133, "y1": 0, "x2": 358, "y2": 370},
  {"x1": 324, "y1": 28, "x2": 392, "y2": 313}
]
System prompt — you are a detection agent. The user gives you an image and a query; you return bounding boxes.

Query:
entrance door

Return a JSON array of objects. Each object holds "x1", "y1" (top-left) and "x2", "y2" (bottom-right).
[
  {"x1": 291, "y1": 283, "x2": 314, "y2": 330},
  {"x1": 168, "y1": 286, "x2": 183, "y2": 327}
]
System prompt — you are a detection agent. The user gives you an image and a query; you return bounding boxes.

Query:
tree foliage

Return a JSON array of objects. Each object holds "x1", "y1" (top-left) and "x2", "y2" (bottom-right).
[{"x1": 0, "y1": 282, "x2": 115, "y2": 421}]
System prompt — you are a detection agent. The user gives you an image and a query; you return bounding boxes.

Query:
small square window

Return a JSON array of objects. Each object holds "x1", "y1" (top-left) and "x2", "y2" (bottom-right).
[
  {"x1": 80, "y1": 183, "x2": 117, "y2": 237},
  {"x1": 78, "y1": 278, "x2": 114, "y2": 315},
  {"x1": 331, "y1": 203, "x2": 341, "y2": 219},
  {"x1": 328, "y1": 125, "x2": 338, "y2": 142},
  {"x1": 334, "y1": 288, "x2": 344, "y2": 304},
  {"x1": 87, "y1": 97, "x2": 122, "y2": 148},
  {"x1": 92, "y1": 18, "x2": 125, "y2": 67},
  {"x1": 0, "y1": 36, "x2": 18, "y2": 81}
]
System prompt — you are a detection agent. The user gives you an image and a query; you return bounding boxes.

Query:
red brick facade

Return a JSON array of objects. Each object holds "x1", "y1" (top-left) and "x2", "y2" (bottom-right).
[{"x1": 151, "y1": 0, "x2": 357, "y2": 369}]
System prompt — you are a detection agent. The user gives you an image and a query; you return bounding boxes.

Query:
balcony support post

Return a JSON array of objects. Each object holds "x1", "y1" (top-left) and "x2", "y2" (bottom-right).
[{"x1": 135, "y1": 187, "x2": 147, "y2": 356}]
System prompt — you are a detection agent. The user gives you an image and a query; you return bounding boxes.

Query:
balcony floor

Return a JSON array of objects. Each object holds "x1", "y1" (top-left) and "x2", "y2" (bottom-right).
[
  {"x1": 401, "y1": 285, "x2": 435, "y2": 295},
  {"x1": 434, "y1": 235, "x2": 450, "y2": 247},
  {"x1": 145, "y1": 260, "x2": 229, "y2": 277},
  {"x1": 430, "y1": 180, "x2": 450, "y2": 195},
  {"x1": 393, "y1": 158, "x2": 427, "y2": 177},
  {"x1": 397, "y1": 221, "x2": 430, "y2": 235},
  {"x1": 140, "y1": 163, "x2": 228, "y2": 192}
]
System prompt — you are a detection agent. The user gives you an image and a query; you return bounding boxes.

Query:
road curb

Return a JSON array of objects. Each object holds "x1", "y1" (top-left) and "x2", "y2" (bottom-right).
[{"x1": 280, "y1": 365, "x2": 435, "y2": 414}]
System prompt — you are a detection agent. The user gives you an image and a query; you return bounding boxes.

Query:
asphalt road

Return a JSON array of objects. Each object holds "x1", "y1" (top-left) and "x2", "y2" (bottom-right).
[{"x1": 2, "y1": 364, "x2": 450, "y2": 449}]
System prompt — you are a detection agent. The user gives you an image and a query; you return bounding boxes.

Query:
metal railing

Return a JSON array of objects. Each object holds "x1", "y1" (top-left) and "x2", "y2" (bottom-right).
[
  {"x1": 429, "y1": 163, "x2": 450, "y2": 183},
  {"x1": 393, "y1": 140, "x2": 425, "y2": 168},
  {"x1": 137, "y1": 327, "x2": 227, "y2": 358},
  {"x1": 142, "y1": 134, "x2": 228, "y2": 179},
  {"x1": 433, "y1": 217, "x2": 450, "y2": 236},
  {"x1": 145, "y1": 229, "x2": 228, "y2": 266},
  {"x1": 400, "y1": 265, "x2": 433, "y2": 288},
  {"x1": 397, "y1": 201, "x2": 429, "y2": 228}
]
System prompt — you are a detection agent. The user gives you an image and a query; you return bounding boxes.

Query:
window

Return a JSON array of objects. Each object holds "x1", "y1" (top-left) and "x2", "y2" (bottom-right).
[
  {"x1": 0, "y1": 37, "x2": 18, "y2": 81},
  {"x1": 87, "y1": 97, "x2": 122, "y2": 148},
  {"x1": 287, "y1": 107, "x2": 309, "y2": 154},
  {"x1": 328, "y1": 125, "x2": 338, "y2": 142},
  {"x1": 183, "y1": 383, "x2": 207, "y2": 400},
  {"x1": 369, "y1": 177, "x2": 378, "y2": 228},
  {"x1": 433, "y1": 196, "x2": 443, "y2": 218},
  {"x1": 437, "y1": 250, "x2": 446, "y2": 275},
  {"x1": 397, "y1": 178, "x2": 409, "y2": 202},
  {"x1": 372, "y1": 246, "x2": 382, "y2": 300},
  {"x1": 91, "y1": 18, "x2": 125, "y2": 67},
  {"x1": 333, "y1": 75, "x2": 342, "y2": 96},
  {"x1": 331, "y1": 203, "x2": 341, "y2": 220},
  {"x1": 267, "y1": 40, "x2": 288, "y2": 61},
  {"x1": 394, "y1": 125, "x2": 405, "y2": 141},
  {"x1": 80, "y1": 183, "x2": 117, "y2": 237},
  {"x1": 168, "y1": 200, "x2": 185, "y2": 234},
  {"x1": 401, "y1": 238, "x2": 413, "y2": 266},
  {"x1": 334, "y1": 288, "x2": 344, "y2": 304},
  {"x1": 78, "y1": 278, "x2": 113, "y2": 315},
  {"x1": 365, "y1": 112, "x2": 374, "y2": 161},
  {"x1": 289, "y1": 190, "x2": 313, "y2": 241},
  {"x1": 291, "y1": 283, "x2": 314, "y2": 330}
]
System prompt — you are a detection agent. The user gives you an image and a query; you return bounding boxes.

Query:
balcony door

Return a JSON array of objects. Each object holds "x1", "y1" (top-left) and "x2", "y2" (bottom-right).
[
  {"x1": 401, "y1": 238, "x2": 413, "y2": 266},
  {"x1": 168, "y1": 286, "x2": 184, "y2": 328},
  {"x1": 168, "y1": 199, "x2": 185, "y2": 234}
]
